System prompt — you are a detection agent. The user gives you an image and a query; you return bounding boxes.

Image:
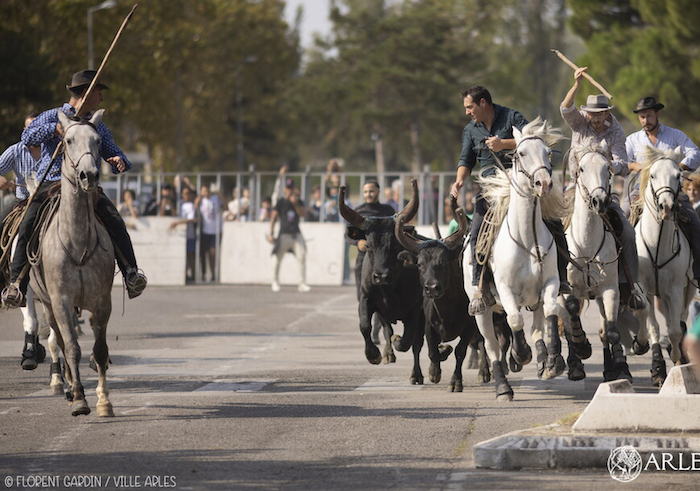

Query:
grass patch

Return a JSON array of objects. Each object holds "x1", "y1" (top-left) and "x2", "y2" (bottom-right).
[{"x1": 557, "y1": 412, "x2": 582, "y2": 426}]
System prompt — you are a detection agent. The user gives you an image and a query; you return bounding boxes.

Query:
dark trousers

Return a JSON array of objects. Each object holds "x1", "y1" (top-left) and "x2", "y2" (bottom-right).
[
  {"x1": 470, "y1": 194, "x2": 568, "y2": 286},
  {"x1": 95, "y1": 191, "x2": 138, "y2": 274},
  {"x1": 679, "y1": 196, "x2": 700, "y2": 280},
  {"x1": 10, "y1": 183, "x2": 137, "y2": 287}
]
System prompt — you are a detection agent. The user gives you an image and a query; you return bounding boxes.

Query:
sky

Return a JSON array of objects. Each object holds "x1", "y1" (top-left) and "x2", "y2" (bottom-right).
[{"x1": 283, "y1": 0, "x2": 333, "y2": 49}]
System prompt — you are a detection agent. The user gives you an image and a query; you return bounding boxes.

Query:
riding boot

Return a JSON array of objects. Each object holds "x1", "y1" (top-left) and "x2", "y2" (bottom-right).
[
  {"x1": 678, "y1": 198, "x2": 700, "y2": 282},
  {"x1": 545, "y1": 219, "x2": 571, "y2": 294},
  {"x1": 95, "y1": 193, "x2": 147, "y2": 298}
]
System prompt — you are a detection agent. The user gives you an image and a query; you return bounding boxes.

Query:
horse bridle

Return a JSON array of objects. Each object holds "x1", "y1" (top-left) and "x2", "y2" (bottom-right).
[
  {"x1": 572, "y1": 149, "x2": 613, "y2": 212},
  {"x1": 647, "y1": 163, "x2": 681, "y2": 215},
  {"x1": 512, "y1": 136, "x2": 553, "y2": 188},
  {"x1": 61, "y1": 119, "x2": 100, "y2": 190}
]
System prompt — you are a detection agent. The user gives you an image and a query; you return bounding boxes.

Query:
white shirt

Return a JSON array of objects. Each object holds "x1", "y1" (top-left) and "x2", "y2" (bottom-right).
[{"x1": 626, "y1": 123, "x2": 700, "y2": 170}]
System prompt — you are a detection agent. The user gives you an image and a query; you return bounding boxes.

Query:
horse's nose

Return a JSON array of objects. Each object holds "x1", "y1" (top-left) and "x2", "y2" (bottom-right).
[{"x1": 78, "y1": 170, "x2": 98, "y2": 189}]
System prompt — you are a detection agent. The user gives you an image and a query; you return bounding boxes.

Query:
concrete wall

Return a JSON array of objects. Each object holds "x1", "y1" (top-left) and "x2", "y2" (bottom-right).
[
  {"x1": 220, "y1": 222, "x2": 346, "y2": 286},
  {"x1": 122, "y1": 216, "x2": 186, "y2": 286}
]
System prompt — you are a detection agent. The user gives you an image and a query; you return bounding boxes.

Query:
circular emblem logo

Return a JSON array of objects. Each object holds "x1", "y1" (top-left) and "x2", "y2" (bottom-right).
[{"x1": 608, "y1": 445, "x2": 643, "y2": 482}]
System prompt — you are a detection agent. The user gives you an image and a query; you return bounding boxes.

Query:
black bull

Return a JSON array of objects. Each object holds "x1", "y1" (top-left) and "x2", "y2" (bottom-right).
[
  {"x1": 394, "y1": 193, "x2": 518, "y2": 395},
  {"x1": 339, "y1": 181, "x2": 427, "y2": 384}
]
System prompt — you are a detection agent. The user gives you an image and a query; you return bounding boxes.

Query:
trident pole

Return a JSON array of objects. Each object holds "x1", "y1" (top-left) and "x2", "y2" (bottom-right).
[
  {"x1": 0, "y1": 4, "x2": 138, "y2": 268},
  {"x1": 551, "y1": 49, "x2": 613, "y2": 100}
]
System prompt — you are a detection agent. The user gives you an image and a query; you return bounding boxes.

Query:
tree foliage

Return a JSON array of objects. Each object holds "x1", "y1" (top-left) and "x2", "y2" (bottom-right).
[{"x1": 568, "y1": 0, "x2": 700, "y2": 139}]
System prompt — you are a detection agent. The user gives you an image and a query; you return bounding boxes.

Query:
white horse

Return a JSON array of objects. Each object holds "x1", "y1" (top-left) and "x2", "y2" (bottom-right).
[
  {"x1": 558, "y1": 139, "x2": 631, "y2": 382},
  {"x1": 465, "y1": 118, "x2": 566, "y2": 400},
  {"x1": 632, "y1": 146, "x2": 693, "y2": 386},
  {"x1": 28, "y1": 109, "x2": 117, "y2": 416}
]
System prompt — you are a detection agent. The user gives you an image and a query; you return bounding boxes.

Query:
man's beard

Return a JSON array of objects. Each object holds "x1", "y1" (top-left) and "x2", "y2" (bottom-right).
[{"x1": 644, "y1": 122, "x2": 658, "y2": 132}]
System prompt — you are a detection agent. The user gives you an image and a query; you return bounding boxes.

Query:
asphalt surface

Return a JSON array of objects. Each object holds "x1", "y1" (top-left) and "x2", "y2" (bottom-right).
[{"x1": 0, "y1": 284, "x2": 696, "y2": 490}]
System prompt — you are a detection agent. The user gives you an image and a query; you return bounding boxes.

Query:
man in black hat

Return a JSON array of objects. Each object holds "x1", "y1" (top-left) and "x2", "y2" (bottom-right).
[
  {"x1": 626, "y1": 96, "x2": 700, "y2": 281},
  {"x1": 1, "y1": 70, "x2": 147, "y2": 308},
  {"x1": 560, "y1": 67, "x2": 645, "y2": 310},
  {"x1": 267, "y1": 174, "x2": 310, "y2": 293}
]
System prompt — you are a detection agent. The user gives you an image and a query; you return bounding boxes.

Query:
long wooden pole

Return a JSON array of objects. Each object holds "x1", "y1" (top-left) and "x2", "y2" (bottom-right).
[
  {"x1": 0, "y1": 4, "x2": 138, "y2": 268},
  {"x1": 551, "y1": 49, "x2": 613, "y2": 100}
]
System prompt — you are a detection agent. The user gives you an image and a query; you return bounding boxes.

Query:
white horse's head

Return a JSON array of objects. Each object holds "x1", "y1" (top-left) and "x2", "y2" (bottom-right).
[
  {"x1": 572, "y1": 138, "x2": 613, "y2": 214},
  {"x1": 512, "y1": 117, "x2": 564, "y2": 198},
  {"x1": 639, "y1": 145, "x2": 684, "y2": 220},
  {"x1": 57, "y1": 109, "x2": 104, "y2": 192}
]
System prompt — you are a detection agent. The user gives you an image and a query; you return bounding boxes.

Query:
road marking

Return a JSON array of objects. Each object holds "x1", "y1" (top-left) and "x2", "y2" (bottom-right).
[
  {"x1": 0, "y1": 406, "x2": 20, "y2": 415},
  {"x1": 194, "y1": 379, "x2": 274, "y2": 393},
  {"x1": 355, "y1": 379, "x2": 424, "y2": 391},
  {"x1": 184, "y1": 313, "x2": 254, "y2": 319}
]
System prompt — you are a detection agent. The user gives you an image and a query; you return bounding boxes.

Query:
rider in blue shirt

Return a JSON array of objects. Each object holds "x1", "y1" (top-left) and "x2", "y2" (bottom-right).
[{"x1": 2, "y1": 70, "x2": 147, "y2": 307}]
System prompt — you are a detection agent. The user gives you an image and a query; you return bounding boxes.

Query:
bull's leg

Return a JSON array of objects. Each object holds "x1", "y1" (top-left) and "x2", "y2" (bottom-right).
[
  {"x1": 410, "y1": 320, "x2": 424, "y2": 385},
  {"x1": 359, "y1": 300, "x2": 381, "y2": 365},
  {"x1": 449, "y1": 335, "x2": 469, "y2": 393},
  {"x1": 426, "y1": 325, "x2": 443, "y2": 384},
  {"x1": 494, "y1": 315, "x2": 519, "y2": 373},
  {"x1": 90, "y1": 308, "x2": 114, "y2": 417},
  {"x1": 378, "y1": 315, "x2": 395, "y2": 364},
  {"x1": 473, "y1": 336, "x2": 491, "y2": 384},
  {"x1": 52, "y1": 302, "x2": 89, "y2": 416}
]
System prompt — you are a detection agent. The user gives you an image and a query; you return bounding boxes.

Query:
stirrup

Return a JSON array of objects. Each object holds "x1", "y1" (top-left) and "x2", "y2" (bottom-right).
[
  {"x1": 628, "y1": 287, "x2": 647, "y2": 311},
  {"x1": 558, "y1": 281, "x2": 572, "y2": 296},
  {"x1": 125, "y1": 268, "x2": 148, "y2": 299},
  {"x1": 2, "y1": 282, "x2": 24, "y2": 309}
]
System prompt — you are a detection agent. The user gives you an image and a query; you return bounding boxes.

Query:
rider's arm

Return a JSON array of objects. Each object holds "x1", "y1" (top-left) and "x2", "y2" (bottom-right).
[
  {"x1": 0, "y1": 143, "x2": 17, "y2": 176},
  {"x1": 675, "y1": 128, "x2": 700, "y2": 171},
  {"x1": 609, "y1": 121, "x2": 630, "y2": 177},
  {"x1": 21, "y1": 109, "x2": 59, "y2": 147},
  {"x1": 98, "y1": 123, "x2": 131, "y2": 174}
]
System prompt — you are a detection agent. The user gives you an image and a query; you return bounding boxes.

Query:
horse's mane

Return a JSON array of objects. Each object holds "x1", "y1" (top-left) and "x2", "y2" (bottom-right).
[
  {"x1": 479, "y1": 168, "x2": 570, "y2": 221},
  {"x1": 521, "y1": 116, "x2": 566, "y2": 147},
  {"x1": 630, "y1": 146, "x2": 683, "y2": 222},
  {"x1": 571, "y1": 137, "x2": 612, "y2": 163}
]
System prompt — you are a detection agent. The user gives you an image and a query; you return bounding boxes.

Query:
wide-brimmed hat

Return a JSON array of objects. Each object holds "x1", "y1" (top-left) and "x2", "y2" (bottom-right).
[
  {"x1": 633, "y1": 96, "x2": 664, "y2": 113},
  {"x1": 581, "y1": 94, "x2": 613, "y2": 112},
  {"x1": 66, "y1": 70, "x2": 109, "y2": 91}
]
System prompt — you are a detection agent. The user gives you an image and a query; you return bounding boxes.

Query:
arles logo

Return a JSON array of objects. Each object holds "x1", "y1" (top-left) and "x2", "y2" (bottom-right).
[{"x1": 608, "y1": 445, "x2": 643, "y2": 482}]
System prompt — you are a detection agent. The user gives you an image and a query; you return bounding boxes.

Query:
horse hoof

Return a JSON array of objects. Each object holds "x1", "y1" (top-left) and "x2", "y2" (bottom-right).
[
  {"x1": 97, "y1": 402, "x2": 114, "y2": 417},
  {"x1": 50, "y1": 384, "x2": 64, "y2": 396},
  {"x1": 429, "y1": 364, "x2": 442, "y2": 384},
  {"x1": 410, "y1": 375, "x2": 424, "y2": 385},
  {"x1": 365, "y1": 345, "x2": 382, "y2": 365},
  {"x1": 21, "y1": 357, "x2": 38, "y2": 371},
  {"x1": 478, "y1": 370, "x2": 491, "y2": 384},
  {"x1": 537, "y1": 361, "x2": 546, "y2": 379},
  {"x1": 632, "y1": 337, "x2": 650, "y2": 355},
  {"x1": 448, "y1": 380, "x2": 463, "y2": 392},
  {"x1": 71, "y1": 401, "x2": 90, "y2": 417},
  {"x1": 509, "y1": 355, "x2": 523, "y2": 373},
  {"x1": 573, "y1": 340, "x2": 592, "y2": 360},
  {"x1": 543, "y1": 355, "x2": 565, "y2": 379},
  {"x1": 35, "y1": 343, "x2": 46, "y2": 363},
  {"x1": 568, "y1": 367, "x2": 586, "y2": 381},
  {"x1": 382, "y1": 353, "x2": 396, "y2": 364}
]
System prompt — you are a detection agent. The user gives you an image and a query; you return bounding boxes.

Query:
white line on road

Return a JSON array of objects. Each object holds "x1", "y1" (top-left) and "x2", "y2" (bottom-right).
[{"x1": 184, "y1": 313, "x2": 254, "y2": 319}]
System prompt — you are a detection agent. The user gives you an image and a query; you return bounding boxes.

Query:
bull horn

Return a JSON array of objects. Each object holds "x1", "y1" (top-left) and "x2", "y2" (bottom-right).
[
  {"x1": 338, "y1": 185, "x2": 366, "y2": 230},
  {"x1": 395, "y1": 213, "x2": 422, "y2": 254},
  {"x1": 432, "y1": 222, "x2": 442, "y2": 239},
  {"x1": 443, "y1": 207, "x2": 469, "y2": 250},
  {"x1": 397, "y1": 178, "x2": 420, "y2": 223}
]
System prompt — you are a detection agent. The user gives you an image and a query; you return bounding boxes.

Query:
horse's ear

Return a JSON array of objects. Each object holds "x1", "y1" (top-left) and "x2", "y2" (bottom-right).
[
  {"x1": 599, "y1": 140, "x2": 609, "y2": 153},
  {"x1": 90, "y1": 109, "x2": 106, "y2": 127},
  {"x1": 513, "y1": 126, "x2": 523, "y2": 142},
  {"x1": 57, "y1": 110, "x2": 70, "y2": 130}
]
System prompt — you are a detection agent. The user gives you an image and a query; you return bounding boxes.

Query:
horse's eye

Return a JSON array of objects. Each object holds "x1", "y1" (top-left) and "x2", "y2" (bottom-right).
[{"x1": 66, "y1": 138, "x2": 72, "y2": 144}]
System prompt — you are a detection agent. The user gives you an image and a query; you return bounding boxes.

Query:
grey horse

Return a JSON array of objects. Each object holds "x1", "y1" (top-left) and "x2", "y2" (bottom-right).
[{"x1": 30, "y1": 109, "x2": 116, "y2": 417}]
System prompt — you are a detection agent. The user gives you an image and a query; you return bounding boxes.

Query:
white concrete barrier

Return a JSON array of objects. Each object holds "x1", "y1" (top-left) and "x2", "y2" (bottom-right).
[
  {"x1": 220, "y1": 222, "x2": 346, "y2": 286},
  {"x1": 121, "y1": 216, "x2": 186, "y2": 286}
]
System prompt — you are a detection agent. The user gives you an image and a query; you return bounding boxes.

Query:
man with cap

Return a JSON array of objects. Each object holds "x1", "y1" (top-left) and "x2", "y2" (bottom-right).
[
  {"x1": 626, "y1": 95, "x2": 700, "y2": 281},
  {"x1": 267, "y1": 175, "x2": 310, "y2": 293},
  {"x1": 1, "y1": 70, "x2": 147, "y2": 307},
  {"x1": 560, "y1": 67, "x2": 645, "y2": 310},
  {"x1": 450, "y1": 84, "x2": 571, "y2": 315}
]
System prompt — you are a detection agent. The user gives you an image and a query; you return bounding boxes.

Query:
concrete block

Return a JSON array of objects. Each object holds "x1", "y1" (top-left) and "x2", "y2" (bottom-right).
[
  {"x1": 573, "y1": 379, "x2": 700, "y2": 432},
  {"x1": 220, "y1": 222, "x2": 346, "y2": 286},
  {"x1": 659, "y1": 364, "x2": 700, "y2": 395}
]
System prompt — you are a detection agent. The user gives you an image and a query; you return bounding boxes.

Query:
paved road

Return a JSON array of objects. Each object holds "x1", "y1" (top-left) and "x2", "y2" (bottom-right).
[{"x1": 0, "y1": 285, "x2": 694, "y2": 490}]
